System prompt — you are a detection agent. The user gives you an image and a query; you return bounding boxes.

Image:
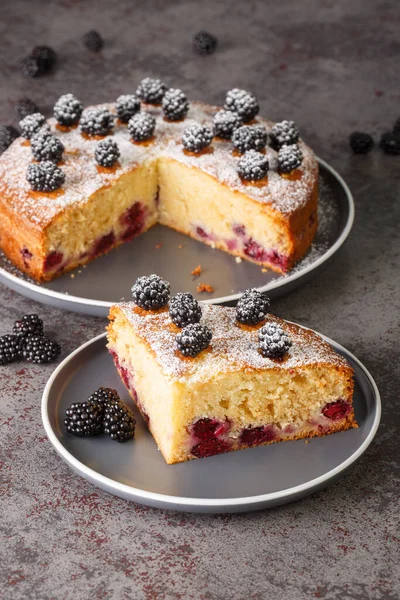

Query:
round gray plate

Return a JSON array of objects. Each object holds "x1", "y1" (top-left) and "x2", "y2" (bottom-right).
[
  {"x1": 42, "y1": 329, "x2": 380, "y2": 513},
  {"x1": 1, "y1": 159, "x2": 353, "y2": 316}
]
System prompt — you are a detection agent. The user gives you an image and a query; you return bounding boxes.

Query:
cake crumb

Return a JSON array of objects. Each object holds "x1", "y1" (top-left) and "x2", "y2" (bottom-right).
[
  {"x1": 305, "y1": 440, "x2": 309, "y2": 444},
  {"x1": 235, "y1": 257, "x2": 242, "y2": 263},
  {"x1": 178, "y1": 244, "x2": 184, "y2": 249},
  {"x1": 191, "y1": 265, "x2": 202, "y2": 277},
  {"x1": 197, "y1": 283, "x2": 214, "y2": 293},
  {"x1": 70, "y1": 273, "x2": 75, "y2": 278},
  {"x1": 155, "y1": 243, "x2": 163, "y2": 249},
  {"x1": 261, "y1": 268, "x2": 268, "y2": 273}
]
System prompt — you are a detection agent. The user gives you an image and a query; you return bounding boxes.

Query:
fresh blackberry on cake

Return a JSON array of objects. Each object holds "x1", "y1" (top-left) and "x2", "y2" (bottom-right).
[
  {"x1": 80, "y1": 108, "x2": 114, "y2": 136},
  {"x1": 136, "y1": 77, "x2": 167, "y2": 104},
  {"x1": 22, "y1": 335, "x2": 61, "y2": 363},
  {"x1": 380, "y1": 132, "x2": 400, "y2": 155},
  {"x1": 95, "y1": 138, "x2": 120, "y2": 167},
  {"x1": 269, "y1": 120, "x2": 300, "y2": 150},
  {"x1": 103, "y1": 399, "x2": 136, "y2": 442},
  {"x1": 30, "y1": 46, "x2": 57, "y2": 74},
  {"x1": 19, "y1": 113, "x2": 46, "y2": 139},
  {"x1": 64, "y1": 402, "x2": 103, "y2": 437},
  {"x1": 278, "y1": 144, "x2": 303, "y2": 173},
  {"x1": 131, "y1": 274, "x2": 170, "y2": 310},
  {"x1": 193, "y1": 31, "x2": 218, "y2": 55},
  {"x1": 232, "y1": 125, "x2": 267, "y2": 153},
  {"x1": 349, "y1": 132, "x2": 374, "y2": 154},
  {"x1": 54, "y1": 93, "x2": 84, "y2": 126},
  {"x1": 0, "y1": 126, "x2": 19, "y2": 155},
  {"x1": 176, "y1": 323, "x2": 212, "y2": 358},
  {"x1": 393, "y1": 118, "x2": 400, "y2": 136},
  {"x1": 182, "y1": 124, "x2": 213, "y2": 152},
  {"x1": 213, "y1": 110, "x2": 242, "y2": 139},
  {"x1": 224, "y1": 88, "x2": 259, "y2": 123},
  {"x1": 13, "y1": 314, "x2": 44, "y2": 337},
  {"x1": 116, "y1": 95, "x2": 141, "y2": 123},
  {"x1": 258, "y1": 322, "x2": 292, "y2": 359},
  {"x1": 26, "y1": 161, "x2": 65, "y2": 192},
  {"x1": 87, "y1": 387, "x2": 120, "y2": 410},
  {"x1": 236, "y1": 289, "x2": 270, "y2": 326},
  {"x1": 128, "y1": 112, "x2": 156, "y2": 142},
  {"x1": 14, "y1": 97, "x2": 38, "y2": 120},
  {"x1": 169, "y1": 293, "x2": 202, "y2": 328},
  {"x1": 162, "y1": 88, "x2": 189, "y2": 121},
  {"x1": 83, "y1": 30, "x2": 104, "y2": 52},
  {"x1": 31, "y1": 131, "x2": 64, "y2": 163},
  {"x1": 237, "y1": 150, "x2": 269, "y2": 181},
  {"x1": 0, "y1": 334, "x2": 23, "y2": 365}
]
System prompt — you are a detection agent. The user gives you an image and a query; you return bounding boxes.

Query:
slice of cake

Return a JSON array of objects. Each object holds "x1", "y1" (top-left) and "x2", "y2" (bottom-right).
[{"x1": 106, "y1": 276, "x2": 356, "y2": 464}]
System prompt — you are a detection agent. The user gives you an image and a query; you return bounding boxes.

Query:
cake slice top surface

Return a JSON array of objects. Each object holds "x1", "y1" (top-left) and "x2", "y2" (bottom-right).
[
  {"x1": 0, "y1": 102, "x2": 317, "y2": 228},
  {"x1": 112, "y1": 302, "x2": 351, "y2": 384}
]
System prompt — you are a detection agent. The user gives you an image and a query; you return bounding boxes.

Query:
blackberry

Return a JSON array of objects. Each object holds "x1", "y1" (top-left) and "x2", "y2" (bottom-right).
[
  {"x1": 103, "y1": 399, "x2": 136, "y2": 442},
  {"x1": 31, "y1": 131, "x2": 64, "y2": 163},
  {"x1": 0, "y1": 334, "x2": 23, "y2": 365},
  {"x1": 21, "y1": 56, "x2": 41, "y2": 78},
  {"x1": 380, "y1": 132, "x2": 400, "y2": 155},
  {"x1": 54, "y1": 93, "x2": 83, "y2": 126},
  {"x1": 224, "y1": 88, "x2": 259, "y2": 123},
  {"x1": 128, "y1": 112, "x2": 156, "y2": 142},
  {"x1": 236, "y1": 289, "x2": 270, "y2": 326},
  {"x1": 193, "y1": 31, "x2": 218, "y2": 55},
  {"x1": 232, "y1": 125, "x2": 267, "y2": 153},
  {"x1": 116, "y1": 94, "x2": 141, "y2": 123},
  {"x1": 278, "y1": 144, "x2": 303, "y2": 173},
  {"x1": 213, "y1": 110, "x2": 242, "y2": 139},
  {"x1": 237, "y1": 150, "x2": 269, "y2": 181},
  {"x1": 26, "y1": 161, "x2": 65, "y2": 192},
  {"x1": 162, "y1": 88, "x2": 189, "y2": 121},
  {"x1": 131, "y1": 274, "x2": 170, "y2": 310},
  {"x1": 95, "y1": 138, "x2": 120, "y2": 167},
  {"x1": 22, "y1": 335, "x2": 61, "y2": 364},
  {"x1": 169, "y1": 292, "x2": 202, "y2": 328},
  {"x1": 349, "y1": 132, "x2": 374, "y2": 154},
  {"x1": 182, "y1": 124, "x2": 213, "y2": 152},
  {"x1": 30, "y1": 46, "x2": 57, "y2": 74},
  {"x1": 393, "y1": 118, "x2": 400, "y2": 136},
  {"x1": 83, "y1": 30, "x2": 104, "y2": 53},
  {"x1": 80, "y1": 108, "x2": 114, "y2": 136},
  {"x1": 269, "y1": 120, "x2": 299, "y2": 150},
  {"x1": 176, "y1": 323, "x2": 212, "y2": 358},
  {"x1": 136, "y1": 77, "x2": 167, "y2": 105},
  {"x1": 13, "y1": 314, "x2": 44, "y2": 337},
  {"x1": 0, "y1": 126, "x2": 19, "y2": 155},
  {"x1": 87, "y1": 387, "x2": 120, "y2": 409},
  {"x1": 19, "y1": 113, "x2": 46, "y2": 139},
  {"x1": 64, "y1": 402, "x2": 103, "y2": 437},
  {"x1": 258, "y1": 322, "x2": 291, "y2": 359},
  {"x1": 14, "y1": 97, "x2": 38, "y2": 120}
]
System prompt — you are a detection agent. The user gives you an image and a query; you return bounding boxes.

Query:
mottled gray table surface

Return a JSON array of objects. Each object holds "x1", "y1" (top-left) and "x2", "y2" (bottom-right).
[{"x1": 1, "y1": 1, "x2": 399, "y2": 598}]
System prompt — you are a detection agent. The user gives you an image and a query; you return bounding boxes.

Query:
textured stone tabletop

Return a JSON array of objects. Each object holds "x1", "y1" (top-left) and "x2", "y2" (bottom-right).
[{"x1": 0, "y1": 1, "x2": 399, "y2": 598}]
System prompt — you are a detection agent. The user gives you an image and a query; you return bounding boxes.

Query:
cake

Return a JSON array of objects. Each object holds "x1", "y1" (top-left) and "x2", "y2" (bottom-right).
[
  {"x1": 107, "y1": 280, "x2": 356, "y2": 465},
  {"x1": 0, "y1": 84, "x2": 318, "y2": 282}
]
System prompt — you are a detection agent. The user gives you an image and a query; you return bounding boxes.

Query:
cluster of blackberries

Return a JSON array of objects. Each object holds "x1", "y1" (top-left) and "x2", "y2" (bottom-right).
[
  {"x1": 350, "y1": 119, "x2": 400, "y2": 155},
  {"x1": 64, "y1": 387, "x2": 135, "y2": 442},
  {"x1": 0, "y1": 314, "x2": 61, "y2": 365}
]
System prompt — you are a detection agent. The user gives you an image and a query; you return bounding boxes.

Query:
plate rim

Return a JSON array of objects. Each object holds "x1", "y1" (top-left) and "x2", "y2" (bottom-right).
[
  {"x1": 41, "y1": 327, "x2": 380, "y2": 510},
  {"x1": 1, "y1": 157, "x2": 355, "y2": 310}
]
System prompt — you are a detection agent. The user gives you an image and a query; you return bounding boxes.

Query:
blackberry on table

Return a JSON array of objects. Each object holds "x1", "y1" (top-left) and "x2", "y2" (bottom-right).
[
  {"x1": 236, "y1": 289, "x2": 270, "y2": 326},
  {"x1": 258, "y1": 322, "x2": 292, "y2": 359},
  {"x1": 87, "y1": 387, "x2": 120, "y2": 410},
  {"x1": 162, "y1": 88, "x2": 189, "y2": 121},
  {"x1": 132, "y1": 274, "x2": 170, "y2": 310},
  {"x1": 64, "y1": 402, "x2": 103, "y2": 437},
  {"x1": 176, "y1": 323, "x2": 212, "y2": 358},
  {"x1": 116, "y1": 95, "x2": 141, "y2": 123},
  {"x1": 182, "y1": 124, "x2": 213, "y2": 152},
  {"x1": 349, "y1": 132, "x2": 374, "y2": 154},
  {"x1": 193, "y1": 31, "x2": 218, "y2": 55},
  {"x1": 13, "y1": 314, "x2": 44, "y2": 337},
  {"x1": 95, "y1": 138, "x2": 120, "y2": 167},
  {"x1": 19, "y1": 113, "x2": 47, "y2": 139},
  {"x1": 103, "y1": 399, "x2": 136, "y2": 442},
  {"x1": 393, "y1": 118, "x2": 400, "y2": 136},
  {"x1": 169, "y1": 292, "x2": 202, "y2": 328},
  {"x1": 80, "y1": 108, "x2": 114, "y2": 136},
  {"x1": 30, "y1": 46, "x2": 57, "y2": 74},
  {"x1": 269, "y1": 120, "x2": 299, "y2": 150},
  {"x1": 224, "y1": 88, "x2": 259, "y2": 123},
  {"x1": 21, "y1": 56, "x2": 41, "y2": 78},
  {"x1": 26, "y1": 161, "x2": 65, "y2": 192},
  {"x1": 0, "y1": 334, "x2": 23, "y2": 365},
  {"x1": 83, "y1": 30, "x2": 104, "y2": 53},
  {"x1": 14, "y1": 98, "x2": 38, "y2": 120},
  {"x1": 237, "y1": 149, "x2": 269, "y2": 181},
  {"x1": 0, "y1": 126, "x2": 19, "y2": 155},
  {"x1": 213, "y1": 110, "x2": 242, "y2": 139},
  {"x1": 22, "y1": 335, "x2": 61, "y2": 364},
  {"x1": 278, "y1": 143, "x2": 303, "y2": 173},
  {"x1": 232, "y1": 125, "x2": 267, "y2": 153},
  {"x1": 128, "y1": 112, "x2": 156, "y2": 142},
  {"x1": 136, "y1": 78, "x2": 167, "y2": 104},
  {"x1": 31, "y1": 131, "x2": 64, "y2": 163},
  {"x1": 380, "y1": 132, "x2": 400, "y2": 155},
  {"x1": 54, "y1": 93, "x2": 83, "y2": 126}
]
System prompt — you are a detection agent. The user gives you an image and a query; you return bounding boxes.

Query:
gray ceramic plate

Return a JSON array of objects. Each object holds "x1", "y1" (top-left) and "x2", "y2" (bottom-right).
[
  {"x1": 42, "y1": 329, "x2": 380, "y2": 514},
  {"x1": 1, "y1": 158, "x2": 353, "y2": 316}
]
